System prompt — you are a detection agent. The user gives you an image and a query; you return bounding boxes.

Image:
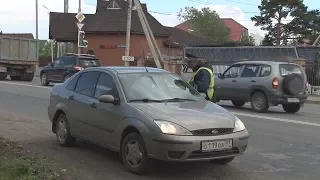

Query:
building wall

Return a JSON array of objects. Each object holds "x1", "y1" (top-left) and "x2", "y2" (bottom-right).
[{"x1": 83, "y1": 33, "x2": 169, "y2": 66}]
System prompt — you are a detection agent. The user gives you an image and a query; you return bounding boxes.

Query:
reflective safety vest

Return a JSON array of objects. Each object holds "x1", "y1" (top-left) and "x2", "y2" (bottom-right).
[{"x1": 188, "y1": 67, "x2": 214, "y2": 100}]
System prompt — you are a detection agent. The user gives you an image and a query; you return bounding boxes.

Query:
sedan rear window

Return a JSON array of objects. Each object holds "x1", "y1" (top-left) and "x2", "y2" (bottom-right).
[
  {"x1": 279, "y1": 64, "x2": 303, "y2": 76},
  {"x1": 79, "y1": 58, "x2": 101, "y2": 68}
]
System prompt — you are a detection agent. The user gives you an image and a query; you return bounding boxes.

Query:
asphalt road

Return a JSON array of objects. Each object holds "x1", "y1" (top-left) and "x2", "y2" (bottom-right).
[{"x1": 0, "y1": 78, "x2": 319, "y2": 180}]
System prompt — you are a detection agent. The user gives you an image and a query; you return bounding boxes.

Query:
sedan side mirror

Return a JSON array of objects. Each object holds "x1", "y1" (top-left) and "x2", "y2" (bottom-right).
[
  {"x1": 48, "y1": 62, "x2": 53, "y2": 67},
  {"x1": 98, "y1": 95, "x2": 119, "y2": 105},
  {"x1": 218, "y1": 73, "x2": 223, "y2": 79}
]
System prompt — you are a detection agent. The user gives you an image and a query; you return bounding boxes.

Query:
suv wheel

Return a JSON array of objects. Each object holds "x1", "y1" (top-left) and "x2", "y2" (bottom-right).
[
  {"x1": 63, "y1": 74, "x2": 70, "y2": 82},
  {"x1": 40, "y1": 73, "x2": 49, "y2": 86},
  {"x1": 232, "y1": 100, "x2": 245, "y2": 107},
  {"x1": 55, "y1": 114, "x2": 76, "y2": 147},
  {"x1": 251, "y1": 92, "x2": 269, "y2": 113},
  {"x1": 121, "y1": 132, "x2": 149, "y2": 174},
  {"x1": 282, "y1": 104, "x2": 301, "y2": 114}
]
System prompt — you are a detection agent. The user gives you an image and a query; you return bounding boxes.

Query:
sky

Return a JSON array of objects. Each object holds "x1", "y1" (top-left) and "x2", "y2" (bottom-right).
[{"x1": 0, "y1": 0, "x2": 318, "y2": 41}]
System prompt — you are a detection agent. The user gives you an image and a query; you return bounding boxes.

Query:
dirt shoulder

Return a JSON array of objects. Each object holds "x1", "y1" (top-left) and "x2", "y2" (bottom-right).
[{"x1": 0, "y1": 137, "x2": 69, "y2": 180}]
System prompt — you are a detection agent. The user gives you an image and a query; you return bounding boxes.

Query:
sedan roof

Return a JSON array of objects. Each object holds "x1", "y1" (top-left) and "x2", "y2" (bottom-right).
[{"x1": 85, "y1": 66, "x2": 170, "y2": 74}]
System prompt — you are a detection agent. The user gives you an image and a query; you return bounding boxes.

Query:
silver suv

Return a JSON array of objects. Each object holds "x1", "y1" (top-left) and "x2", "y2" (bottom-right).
[{"x1": 214, "y1": 61, "x2": 308, "y2": 113}]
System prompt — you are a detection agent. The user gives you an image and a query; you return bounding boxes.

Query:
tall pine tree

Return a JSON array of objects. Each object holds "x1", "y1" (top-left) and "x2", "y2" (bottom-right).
[{"x1": 251, "y1": 0, "x2": 307, "y2": 46}]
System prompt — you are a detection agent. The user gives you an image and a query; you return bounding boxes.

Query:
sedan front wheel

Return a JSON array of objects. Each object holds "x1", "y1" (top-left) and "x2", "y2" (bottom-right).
[{"x1": 121, "y1": 132, "x2": 149, "y2": 174}]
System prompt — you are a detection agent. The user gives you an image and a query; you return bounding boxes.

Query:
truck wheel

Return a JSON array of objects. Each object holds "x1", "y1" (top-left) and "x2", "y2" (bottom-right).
[
  {"x1": 282, "y1": 104, "x2": 301, "y2": 114},
  {"x1": 40, "y1": 73, "x2": 49, "y2": 86},
  {"x1": 20, "y1": 72, "x2": 34, "y2": 81},
  {"x1": 10, "y1": 76, "x2": 20, "y2": 81},
  {"x1": 251, "y1": 92, "x2": 269, "y2": 113},
  {"x1": 0, "y1": 72, "x2": 7, "y2": 80}
]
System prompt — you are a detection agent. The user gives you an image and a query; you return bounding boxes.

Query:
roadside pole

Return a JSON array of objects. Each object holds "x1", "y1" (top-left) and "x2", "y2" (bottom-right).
[
  {"x1": 133, "y1": 0, "x2": 162, "y2": 68},
  {"x1": 35, "y1": 0, "x2": 40, "y2": 74},
  {"x1": 124, "y1": 0, "x2": 132, "y2": 66},
  {"x1": 78, "y1": 0, "x2": 81, "y2": 55}
]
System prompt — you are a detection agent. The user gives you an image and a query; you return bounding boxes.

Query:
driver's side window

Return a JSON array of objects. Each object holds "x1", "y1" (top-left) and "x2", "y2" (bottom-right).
[{"x1": 223, "y1": 65, "x2": 244, "y2": 78}]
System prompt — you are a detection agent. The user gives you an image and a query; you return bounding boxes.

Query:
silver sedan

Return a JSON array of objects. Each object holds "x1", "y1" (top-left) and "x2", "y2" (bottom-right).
[{"x1": 48, "y1": 66, "x2": 249, "y2": 174}]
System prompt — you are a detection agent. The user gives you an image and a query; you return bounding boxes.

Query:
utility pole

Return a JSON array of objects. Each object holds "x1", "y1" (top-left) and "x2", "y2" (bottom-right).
[
  {"x1": 125, "y1": 0, "x2": 132, "y2": 66},
  {"x1": 63, "y1": 0, "x2": 69, "y2": 54},
  {"x1": 78, "y1": 0, "x2": 81, "y2": 55},
  {"x1": 36, "y1": 0, "x2": 39, "y2": 71},
  {"x1": 133, "y1": 0, "x2": 162, "y2": 68},
  {"x1": 313, "y1": 34, "x2": 320, "y2": 46},
  {"x1": 78, "y1": 0, "x2": 82, "y2": 13}
]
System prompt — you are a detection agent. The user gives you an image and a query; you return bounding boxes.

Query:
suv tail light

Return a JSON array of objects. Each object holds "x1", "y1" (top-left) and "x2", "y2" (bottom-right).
[
  {"x1": 73, "y1": 66, "x2": 84, "y2": 71},
  {"x1": 272, "y1": 77, "x2": 279, "y2": 89}
]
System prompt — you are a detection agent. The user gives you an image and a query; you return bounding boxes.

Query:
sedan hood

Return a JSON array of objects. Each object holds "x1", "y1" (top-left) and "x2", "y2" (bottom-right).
[{"x1": 131, "y1": 101, "x2": 235, "y2": 131}]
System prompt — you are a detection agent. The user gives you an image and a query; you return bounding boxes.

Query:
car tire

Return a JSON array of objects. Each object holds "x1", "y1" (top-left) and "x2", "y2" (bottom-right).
[
  {"x1": 232, "y1": 100, "x2": 245, "y2": 107},
  {"x1": 121, "y1": 132, "x2": 149, "y2": 174},
  {"x1": 282, "y1": 103, "x2": 301, "y2": 114},
  {"x1": 250, "y1": 92, "x2": 269, "y2": 113},
  {"x1": 10, "y1": 76, "x2": 20, "y2": 81},
  {"x1": 63, "y1": 74, "x2": 70, "y2": 83},
  {"x1": 0, "y1": 72, "x2": 7, "y2": 80},
  {"x1": 210, "y1": 157, "x2": 235, "y2": 165},
  {"x1": 55, "y1": 114, "x2": 76, "y2": 147},
  {"x1": 40, "y1": 73, "x2": 50, "y2": 86}
]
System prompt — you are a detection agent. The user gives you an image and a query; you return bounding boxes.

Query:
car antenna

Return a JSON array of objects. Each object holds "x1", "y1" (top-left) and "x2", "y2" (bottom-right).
[{"x1": 145, "y1": 66, "x2": 149, "y2": 72}]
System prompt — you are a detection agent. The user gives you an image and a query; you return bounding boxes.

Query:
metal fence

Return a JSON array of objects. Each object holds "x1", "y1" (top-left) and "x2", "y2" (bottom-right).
[{"x1": 184, "y1": 46, "x2": 320, "y2": 96}]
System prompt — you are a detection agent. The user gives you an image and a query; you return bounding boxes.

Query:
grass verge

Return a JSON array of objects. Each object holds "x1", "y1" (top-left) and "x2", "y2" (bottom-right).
[{"x1": 0, "y1": 137, "x2": 67, "y2": 180}]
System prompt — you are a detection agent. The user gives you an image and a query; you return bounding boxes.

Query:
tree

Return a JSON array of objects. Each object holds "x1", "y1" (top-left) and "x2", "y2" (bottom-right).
[
  {"x1": 178, "y1": 7, "x2": 231, "y2": 43},
  {"x1": 241, "y1": 33, "x2": 256, "y2": 46},
  {"x1": 290, "y1": 9, "x2": 320, "y2": 44},
  {"x1": 251, "y1": 0, "x2": 307, "y2": 46}
]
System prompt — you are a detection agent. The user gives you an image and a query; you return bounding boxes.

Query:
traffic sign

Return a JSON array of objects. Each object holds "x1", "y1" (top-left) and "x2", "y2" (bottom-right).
[
  {"x1": 122, "y1": 56, "x2": 134, "y2": 61},
  {"x1": 75, "y1": 12, "x2": 85, "y2": 23},
  {"x1": 76, "y1": 23, "x2": 84, "y2": 30}
]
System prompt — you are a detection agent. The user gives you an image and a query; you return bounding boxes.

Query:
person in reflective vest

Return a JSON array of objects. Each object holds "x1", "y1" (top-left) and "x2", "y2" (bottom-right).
[{"x1": 187, "y1": 59, "x2": 214, "y2": 101}]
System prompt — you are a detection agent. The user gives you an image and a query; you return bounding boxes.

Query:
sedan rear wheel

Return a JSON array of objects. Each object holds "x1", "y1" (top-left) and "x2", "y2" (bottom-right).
[
  {"x1": 55, "y1": 114, "x2": 76, "y2": 147},
  {"x1": 121, "y1": 132, "x2": 149, "y2": 174},
  {"x1": 210, "y1": 157, "x2": 235, "y2": 165}
]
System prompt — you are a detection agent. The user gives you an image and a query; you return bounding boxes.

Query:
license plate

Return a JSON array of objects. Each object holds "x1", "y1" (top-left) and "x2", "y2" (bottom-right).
[
  {"x1": 288, "y1": 98, "x2": 299, "y2": 103},
  {"x1": 201, "y1": 139, "x2": 233, "y2": 151}
]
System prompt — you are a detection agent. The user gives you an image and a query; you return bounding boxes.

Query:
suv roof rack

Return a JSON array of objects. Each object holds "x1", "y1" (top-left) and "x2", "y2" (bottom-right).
[{"x1": 64, "y1": 53, "x2": 96, "y2": 57}]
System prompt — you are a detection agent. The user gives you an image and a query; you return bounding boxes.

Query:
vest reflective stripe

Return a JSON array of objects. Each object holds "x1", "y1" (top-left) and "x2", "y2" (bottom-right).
[{"x1": 188, "y1": 67, "x2": 214, "y2": 100}]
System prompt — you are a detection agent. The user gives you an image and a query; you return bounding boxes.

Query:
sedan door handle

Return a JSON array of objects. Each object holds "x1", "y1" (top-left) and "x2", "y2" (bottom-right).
[
  {"x1": 232, "y1": 80, "x2": 237, "y2": 82},
  {"x1": 250, "y1": 80, "x2": 256, "y2": 83},
  {"x1": 90, "y1": 103, "x2": 97, "y2": 108},
  {"x1": 68, "y1": 95, "x2": 74, "y2": 100}
]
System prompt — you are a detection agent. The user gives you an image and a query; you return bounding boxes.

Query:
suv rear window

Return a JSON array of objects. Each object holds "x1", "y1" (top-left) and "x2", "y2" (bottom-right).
[
  {"x1": 79, "y1": 58, "x2": 101, "y2": 68},
  {"x1": 279, "y1": 64, "x2": 303, "y2": 76}
]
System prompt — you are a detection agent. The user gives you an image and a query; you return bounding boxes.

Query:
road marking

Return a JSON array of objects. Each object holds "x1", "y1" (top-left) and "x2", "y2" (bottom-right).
[
  {"x1": 232, "y1": 111, "x2": 320, "y2": 127},
  {"x1": 0, "y1": 81, "x2": 51, "y2": 89}
]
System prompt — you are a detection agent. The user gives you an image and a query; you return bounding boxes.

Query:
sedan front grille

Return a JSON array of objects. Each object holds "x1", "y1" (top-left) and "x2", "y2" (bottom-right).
[
  {"x1": 191, "y1": 128, "x2": 234, "y2": 136},
  {"x1": 187, "y1": 148, "x2": 239, "y2": 159}
]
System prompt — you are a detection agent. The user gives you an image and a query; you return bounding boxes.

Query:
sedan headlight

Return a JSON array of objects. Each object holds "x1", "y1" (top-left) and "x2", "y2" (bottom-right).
[
  {"x1": 154, "y1": 120, "x2": 192, "y2": 135},
  {"x1": 233, "y1": 116, "x2": 246, "y2": 132}
]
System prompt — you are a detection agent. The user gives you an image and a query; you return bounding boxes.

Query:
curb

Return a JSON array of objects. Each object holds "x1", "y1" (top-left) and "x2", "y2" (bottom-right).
[{"x1": 306, "y1": 100, "x2": 320, "y2": 105}]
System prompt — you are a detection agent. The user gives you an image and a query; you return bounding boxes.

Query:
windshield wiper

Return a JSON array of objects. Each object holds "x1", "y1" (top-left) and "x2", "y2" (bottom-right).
[
  {"x1": 129, "y1": 99, "x2": 164, "y2": 103},
  {"x1": 161, "y1": 98, "x2": 196, "y2": 102}
]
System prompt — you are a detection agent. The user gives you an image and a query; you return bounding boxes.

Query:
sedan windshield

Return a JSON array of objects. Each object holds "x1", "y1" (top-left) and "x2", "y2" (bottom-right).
[{"x1": 118, "y1": 72, "x2": 203, "y2": 102}]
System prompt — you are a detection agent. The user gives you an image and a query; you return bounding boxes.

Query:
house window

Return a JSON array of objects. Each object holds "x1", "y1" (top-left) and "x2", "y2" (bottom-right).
[{"x1": 107, "y1": 0, "x2": 120, "y2": 9}]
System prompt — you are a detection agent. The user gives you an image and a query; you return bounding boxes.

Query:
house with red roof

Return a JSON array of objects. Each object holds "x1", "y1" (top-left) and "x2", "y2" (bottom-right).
[{"x1": 175, "y1": 18, "x2": 249, "y2": 42}]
